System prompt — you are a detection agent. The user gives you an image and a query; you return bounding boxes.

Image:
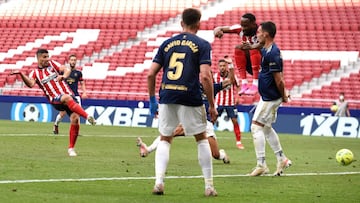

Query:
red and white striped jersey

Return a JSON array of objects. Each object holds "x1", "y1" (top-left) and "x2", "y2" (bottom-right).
[
  {"x1": 213, "y1": 72, "x2": 238, "y2": 106},
  {"x1": 29, "y1": 60, "x2": 73, "y2": 103},
  {"x1": 229, "y1": 24, "x2": 258, "y2": 45}
]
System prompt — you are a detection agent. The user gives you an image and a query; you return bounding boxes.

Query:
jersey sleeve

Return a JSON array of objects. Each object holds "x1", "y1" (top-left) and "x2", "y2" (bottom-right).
[
  {"x1": 28, "y1": 70, "x2": 36, "y2": 80},
  {"x1": 229, "y1": 24, "x2": 242, "y2": 34},
  {"x1": 199, "y1": 40, "x2": 212, "y2": 65},
  {"x1": 269, "y1": 49, "x2": 283, "y2": 72}
]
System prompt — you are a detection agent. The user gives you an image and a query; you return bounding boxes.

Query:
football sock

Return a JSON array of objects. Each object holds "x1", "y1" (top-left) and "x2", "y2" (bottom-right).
[
  {"x1": 219, "y1": 150, "x2": 226, "y2": 160},
  {"x1": 233, "y1": 123, "x2": 241, "y2": 142},
  {"x1": 251, "y1": 124, "x2": 266, "y2": 165},
  {"x1": 264, "y1": 126, "x2": 284, "y2": 162},
  {"x1": 252, "y1": 79, "x2": 258, "y2": 86},
  {"x1": 197, "y1": 139, "x2": 213, "y2": 188},
  {"x1": 155, "y1": 140, "x2": 170, "y2": 185},
  {"x1": 54, "y1": 113, "x2": 63, "y2": 126},
  {"x1": 69, "y1": 124, "x2": 79, "y2": 148},
  {"x1": 67, "y1": 99, "x2": 88, "y2": 119},
  {"x1": 147, "y1": 136, "x2": 161, "y2": 153}
]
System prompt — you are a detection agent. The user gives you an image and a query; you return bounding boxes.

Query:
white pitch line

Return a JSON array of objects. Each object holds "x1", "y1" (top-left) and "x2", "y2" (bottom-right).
[{"x1": 1, "y1": 171, "x2": 360, "y2": 184}]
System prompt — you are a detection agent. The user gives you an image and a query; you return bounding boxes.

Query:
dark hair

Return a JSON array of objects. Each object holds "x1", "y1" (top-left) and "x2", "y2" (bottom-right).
[
  {"x1": 218, "y1": 59, "x2": 226, "y2": 63},
  {"x1": 36, "y1": 49, "x2": 48, "y2": 57},
  {"x1": 242, "y1": 13, "x2": 256, "y2": 22},
  {"x1": 182, "y1": 8, "x2": 201, "y2": 28},
  {"x1": 69, "y1": 54, "x2": 77, "y2": 59},
  {"x1": 260, "y1": 21, "x2": 276, "y2": 38}
]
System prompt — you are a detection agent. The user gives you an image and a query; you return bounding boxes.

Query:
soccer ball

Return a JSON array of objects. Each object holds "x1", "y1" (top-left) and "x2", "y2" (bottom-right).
[
  {"x1": 23, "y1": 104, "x2": 40, "y2": 122},
  {"x1": 330, "y1": 104, "x2": 338, "y2": 112},
  {"x1": 336, "y1": 149, "x2": 354, "y2": 166}
]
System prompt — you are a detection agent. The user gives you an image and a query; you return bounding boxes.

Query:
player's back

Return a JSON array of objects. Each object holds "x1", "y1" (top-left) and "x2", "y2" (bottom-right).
[{"x1": 155, "y1": 33, "x2": 212, "y2": 106}]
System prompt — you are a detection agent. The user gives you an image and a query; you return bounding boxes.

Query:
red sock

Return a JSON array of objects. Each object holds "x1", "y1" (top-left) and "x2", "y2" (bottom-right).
[
  {"x1": 69, "y1": 124, "x2": 80, "y2": 148},
  {"x1": 233, "y1": 123, "x2": 241, "y2": 142},
  {"x1": 67, "y1": 99, "x2": 88, "y2": 119}
]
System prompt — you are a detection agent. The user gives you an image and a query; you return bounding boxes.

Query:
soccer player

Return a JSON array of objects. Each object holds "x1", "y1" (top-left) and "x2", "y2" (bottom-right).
[
  {"x1": 213, "y1": 57, "x2": 244, "y2": 149},
  {"x1": 213, "y1": 13, "x2": 262, "y2": 95},
  {"x1": 249, "y1": 21, "x2": 292, "y2": 176},
  {"x1": 147, "y1": 8, "x2": 218, "y2": 196},
  {"x1": 10, "y1": 49, "x2": 96, "y2": 157},
  {"x1": 333, "y1": 92, "x2": 351, "y2": 117},
  {"x1": 53, "y1": 54, "x2": 87, "y2": 134},
  {"x1": 137, "y1": 62, "x2": 236, "y2": 163}
]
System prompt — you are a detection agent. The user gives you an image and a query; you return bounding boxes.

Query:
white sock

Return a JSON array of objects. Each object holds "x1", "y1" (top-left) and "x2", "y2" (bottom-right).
[
  {"x1": 154, "y1": 140, "x2": 170, "y2": 185},
  {"x1": 264, "y1": 126, "x2": 285, "y2": 162},
  {"x1": 252, "y1": 79, "x2": 258, "y2": 86},
  {"x1": 54, "y1": 114, "x2": 63, "y2": 126},
  {"x1": 251, "y1": 124, "x2": 266, "y2": 166},
  {"x1": 218, "y1": 150, "x2": 226, "y2": 160},
  {"x1": 197, "y1": 139, "x2": 213, "y2": 189},
  {"x1": 147, "y1": 136, "x2": 161, "y2": 153}
]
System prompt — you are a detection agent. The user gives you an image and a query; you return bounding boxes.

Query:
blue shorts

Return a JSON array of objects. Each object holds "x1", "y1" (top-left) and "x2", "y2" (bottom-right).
[
  {"x1": 51, "y1": 94, "x2": 78, "y2": 116},
  {"x1": 217, "y1": 105, "x2": 238, "y2": 118}
]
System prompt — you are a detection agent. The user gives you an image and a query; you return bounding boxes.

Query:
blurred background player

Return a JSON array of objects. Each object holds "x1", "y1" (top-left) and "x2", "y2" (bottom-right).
[
  {"x1": 213, "y1": 56, "x2": 244, "y2": 149},
  {"x1": 53, "y1": 54, "x2": 87, "y2": 134},
  {"x1": 147, "y1": 8, "x2": 217, "y2": 196},
  {"x1": 332, "y1": 92, "x2": 351, "y2": 117},
  {"x1": 10, "y1": 49, "x2": 96, "y2": 157},
  {"x1": 213, "y1": 13, "x2": 262, "y2": 95},
  {"x1": 249, "y1": 21, "x2": 291, "y2": 176}
]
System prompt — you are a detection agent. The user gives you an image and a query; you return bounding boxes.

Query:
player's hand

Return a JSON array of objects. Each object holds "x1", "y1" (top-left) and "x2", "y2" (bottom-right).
[
  {"x1": 10, "y1": 70, "x2": 20, "y2": 75},
  {"x1": 223, "y1": 55, "x2": 233, "y2": 64},
  {"x1": 208, "y1": 106, "x2": 218, "y2": 123},
  {"x1": 235, "y1": 42, "x2": 251, "y2": 50},
  {"x1": 149, "y1": 96, "x2": 158, "y2": 118},
  {"x1": 213, "y1": 28, "x2": 223, "y2": 38},
  {"x1": 57, "y1": 75, "x2": 65, "y2": 82}
]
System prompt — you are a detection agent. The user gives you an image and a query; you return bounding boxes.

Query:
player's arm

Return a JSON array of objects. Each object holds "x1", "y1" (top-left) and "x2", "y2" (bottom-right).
[
  {"x1": 10, "y1": 70, "x2": 35, "y2": 88},
  {"x1": 200, "y1": 64, "x2": 218, "y2": 123},
  {"x1": 80, "y1": 80, "x2": 87, "y2": 99},
  {"x1": 273, "y1": 71, "x2": 288, "y2": 103},
  {"x1": 57, "y1": 65, "x2": 71, "y2": 81},
  {"x1": 147, "y1": 62, "x2": 162, "y2": 98},
  {"x1": 214, "y1": 25, "x2": 240, "y2": 38}
]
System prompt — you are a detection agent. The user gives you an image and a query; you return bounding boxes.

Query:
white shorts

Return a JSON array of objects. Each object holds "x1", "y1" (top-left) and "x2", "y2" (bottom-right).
[
  {"x1": 206, "y1": 120, "x2": 216, "y2": 139},
  {"x1": 75, "y1": 96, "x2": 82, "y2": 106},
  {"x1": 252, "y1": 98, "x2": 282, "y2": 127},
  {"x1": 158, "y1": 104, "x2": 207, "y2": 136}
]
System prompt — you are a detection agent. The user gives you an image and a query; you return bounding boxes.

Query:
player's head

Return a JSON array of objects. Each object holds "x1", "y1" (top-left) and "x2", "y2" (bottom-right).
[
  {"x1": 240, "y1": 13, "x2": 257, "y2": 36},
  {"x1": 257, "y1": 21, "x2": 277, "y2": 44},
  {"x1": 181, "y1": 8, "x2": 201, "y2": 32},
  {"x1": 218, "y1": 59, "x2": 228, "y2": 77},
  {"x1": 339, "y1": 92, "x2": 345, "y2": 101},
  {"x1": 68, "y1": 54, "x2": 77, "y2": 69},
  {"x1": 36, "y1": 49, "x2": 50, "y2": 68}
]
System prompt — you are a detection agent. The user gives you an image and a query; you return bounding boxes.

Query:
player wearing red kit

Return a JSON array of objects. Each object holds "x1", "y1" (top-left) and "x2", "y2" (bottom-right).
[
  {"x1": 10, "y1": 49, "x2": 96, "y2": 157},
  {"x1": 214, "y1": 13, "x2": 262, "y2": 95}
]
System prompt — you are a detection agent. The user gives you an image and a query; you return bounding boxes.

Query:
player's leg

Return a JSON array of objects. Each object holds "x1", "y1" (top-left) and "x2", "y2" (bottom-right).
[
  {"x1": 53, "y1": 110, "x2": 66, "y2": 134},
  {"x1": 225, "y1": 107, "x2": 244, "y2": 149},
  {"x1": 61, "y1": 94, "x2": 96, "y2": 125},
  {"x1": 152, "y1": 104, "x2": 178, "y2": 195},
  {"x1": 68, "y1": 112, "x2": 80, "y2": 157},
  {"x1": 234, "y1": 49, "x2": 249, "y2": 95},
  {"x1": 249, "y1": 99, "x2": 269, "y2": 176},
  {"x1": 206, "y1": 120, "x2": 230, "y2": 163},
  {"x1": 180, "y1": 105, "x2": 216, "y2": 196},
  {"x1": 245, "y1": 49, "x2": 261, "y2": 95}
]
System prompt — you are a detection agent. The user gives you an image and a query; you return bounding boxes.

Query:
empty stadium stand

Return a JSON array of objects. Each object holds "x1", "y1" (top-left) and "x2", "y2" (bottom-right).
[{"x1": 0, "y1": 0, "x2": 359, "y2": 109}]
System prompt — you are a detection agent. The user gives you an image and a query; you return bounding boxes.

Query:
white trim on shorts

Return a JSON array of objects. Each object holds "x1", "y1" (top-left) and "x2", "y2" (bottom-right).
[
  {"x1": 158, "y1": 104, "x2": 207, "y2": 136},
  {"x1": 252, "y1": 97, "x2": 282, "y2": 127}
]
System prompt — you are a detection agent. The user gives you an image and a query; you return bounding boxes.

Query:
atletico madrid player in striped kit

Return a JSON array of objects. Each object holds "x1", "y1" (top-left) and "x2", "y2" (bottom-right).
[
  {"x1": 214, "y1": 13, "x2": 262, "y2": 96},
  {"x1": 10, "y1": 49, "x2": 96, "y2": 157},
  {"x1": 213, "y1": 56, "x2": 244, "y2": 149}
]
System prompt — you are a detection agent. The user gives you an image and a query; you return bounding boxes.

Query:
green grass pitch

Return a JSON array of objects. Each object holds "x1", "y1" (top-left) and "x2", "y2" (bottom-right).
[{"x1": 0, "y1": 120, "x2": 359, "y2": 203}]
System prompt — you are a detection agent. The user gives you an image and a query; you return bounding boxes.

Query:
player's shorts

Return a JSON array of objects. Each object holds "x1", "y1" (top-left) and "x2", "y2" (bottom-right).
[
  {"x1": 252, "y1": 97, "x2": 282, "y2": 127},
  {"x1": 217, "y1": 105, "x2": 238, "y2": 118},
  {"x1": 158, "y1": 104, "x2": 207, "y2": 137},
  {"x1": 206, "y1": 120, "x2": 216, "y2": 139},
  {"x1": 51, "y1": 94, "x2": 79, "y2": 116}
]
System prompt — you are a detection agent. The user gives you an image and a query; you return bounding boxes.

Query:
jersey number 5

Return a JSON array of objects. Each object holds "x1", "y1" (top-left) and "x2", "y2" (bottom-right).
[{"x1": 167, "y1": 52, "x2": 185, "y2": 80}]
